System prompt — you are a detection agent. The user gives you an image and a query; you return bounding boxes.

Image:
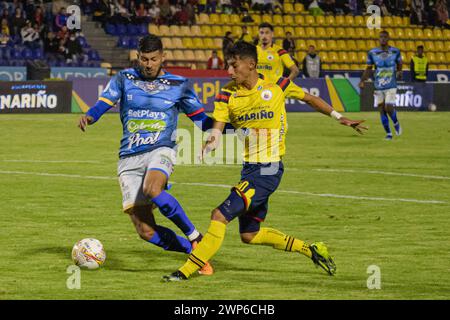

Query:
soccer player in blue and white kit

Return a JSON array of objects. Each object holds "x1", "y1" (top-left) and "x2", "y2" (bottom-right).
[
  {"x1": 78, "y1": 35, "x2": 225, "y2": 274},
  {"x1": 359, "y1": 30, "x2": 402, "y2": 140}
]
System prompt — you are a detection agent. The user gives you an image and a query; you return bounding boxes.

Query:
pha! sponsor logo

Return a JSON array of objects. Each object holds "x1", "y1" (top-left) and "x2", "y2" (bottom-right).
[{"x1": 127, "y1": 119, "x2": 167, "y2": 133}]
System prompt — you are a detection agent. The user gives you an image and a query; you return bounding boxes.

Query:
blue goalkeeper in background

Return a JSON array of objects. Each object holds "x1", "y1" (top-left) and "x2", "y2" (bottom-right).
[
  {"x1": 359, "y1": 30, "x2": 402, "y2": 140},
  {"x1": 78, "y1": 34, "x2": 230, "y2": 275}
]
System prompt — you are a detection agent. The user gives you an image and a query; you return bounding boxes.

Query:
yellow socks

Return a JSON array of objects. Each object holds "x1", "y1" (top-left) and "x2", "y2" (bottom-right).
[
  {"x1": 249, "y1": 227, "x2": 312, "y2": 258},
  {"x1": 179, "y1": 220, "x2": 226, "y2": 278}
]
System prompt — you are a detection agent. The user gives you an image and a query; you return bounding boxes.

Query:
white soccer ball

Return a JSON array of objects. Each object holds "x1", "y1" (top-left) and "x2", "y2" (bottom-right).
[
  {"x1": 428, "y1": 103, "x2": 437, "y2": 112},
  {"x1": 71, "y1": 238, "x2": 106, "y2": 269}
]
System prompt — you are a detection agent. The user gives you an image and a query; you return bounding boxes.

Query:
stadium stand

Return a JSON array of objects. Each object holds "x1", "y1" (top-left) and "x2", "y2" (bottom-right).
[
  {"x1": 0, "y1": 1, "x2": 101, "y2": 68},
  {"x1": 81, "y1": 0, "x2": 450, "y2": 71}
]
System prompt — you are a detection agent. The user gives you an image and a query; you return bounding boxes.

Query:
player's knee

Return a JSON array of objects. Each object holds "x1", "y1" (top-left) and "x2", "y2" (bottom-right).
[
  {"x1": 211, "y1": 208, "x2": 228, "y2": 224},
  {"x1": 143, "y1": 183, "x2": 163, "y2": 198},
  {"x1": 136, "y1": 226, "x2": 155, "y2": 241},
  {"x1": 240, "y1": 232, "x2": 256, "y2": 244}
]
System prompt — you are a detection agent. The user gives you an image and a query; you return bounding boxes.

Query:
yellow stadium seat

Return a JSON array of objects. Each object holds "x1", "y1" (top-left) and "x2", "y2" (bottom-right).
[
  {"x1": 191, "y1": 25, "x2": 202, "y2": 37},
  {"x1": 164, "y1": 50, "x2": 174, "y2": 61},
  {"x1": 322, "y1": 63, "x2": 330, "y2": 70},
  {"x1": 173, "y1": 37, "x2": 184, "y2": 49},
  {"x1": 355, "y1": 27, "x2": 365, "y2": 38},
  {"x1": 211, "y1": 25, "x2": 223, "y2": 37},
  {"x1": 193, "y1": 38, "x2": 205, "y2": 49},
  {"x1": 294, "y1": 3, "x2": 304, "y2": 12},
  {"x1": 128, "y1": 50, "x2": 137, "y2": 61},
  {"x1": 346, "y1": 27, "x2": 357, "y2": 39},
  {"x1": 262, "y1": 15, "x2": 272, "y2": 24},
  {"x1": 404, "y1": 28, "x2": 414, "y2": 39},
  {"x1": 274, "y1": 27, "x2": 284, "y2": 38},
  {"x1": 306, "y1": 27, "x2": 315, "y2": 38},
  {"x1": 396, "y1": 41, "x2": 406, "y2": 51},
  {"x1": 231, "y1": 25, "x2": 241, "y2": 37},
  {"x1": 209, "y1": 14, "x2": 220, "y2": 25},
  {"x1": 183, "y1": 38, "x2": 194, "y2": 49},
  {"x1": 330, "y1": 63, "x2": 340, "y2": 69},
  {"x1": 356, "y1": 40, "x2": 366, "y2": 51},
  {"x1": 406, "y1": 51, "x2": 414, "y2": 62},
  {"x1": 395, "y1": 28, "x2": 405, "y2": 39},
  {"x1": 335, "y1": 27, "x2": 346, "y2": 38},
  {"x1": 335, "y1": 15, "x2": 345, "y2": 26},
  {"x1": 220, "y1": 14, "x2": 230, "y2": 25},
  {"x1": 341, "y1": 64, "x2": 350, "y2": 70},
  {"x1": 445, "y1": 41, "x2": 450, "y2": 51},
  {"x1": 423, "y1": 28, "x2": 433, "y2": 40},
  {"x1": 308, "y1": 40, "x2": 317, "y2": 49},
  {"x1": 162, "y1": 37, "x2": 174, "y2": 49},
  {"x1": 284, "y1": 15, "x2": 295, "y2": 26},
  {"x1": 346, "y1": 40, "x2": 357, "y2": 51},
  {"x1": 296, "y1": 39, "x2": 307, "y2": 51},
  {"x1": 325, "y1": 27, "x2": 336, "y2": 38},
  {"x1": 173, "y1": 50, "x2": 185, "y2": 61},
  {"x1": 213, "y1": 38, "x2": 222, "y2": 49},
  {"x1": 230, "y1": 14, "x2": 240, "y2": 25},
  {"x1": 317, "y1": 40, "x2": 327, "y2": 51},
  {"x1": 389, "y1": 40, "x2": 396, "y2": 48},
  {"x1": 200, "y1": 25, "x2": 211, "y2": 36},
  {"x1": 366, "y1": 39, "x2": 377, "y2": 49},
  {"x1": 204, "y1": 38, "x2": 215, "y2": 49},
  {"x1": 445, "y1": 52, "x2": 450, "y2": 62},
  {"x1": 433, "y1": 28, "x2": 443, "y2": 39},
  {"x1": 149, "y1": 24, "x2": 159, "y2": 35},
  {"x1": 326, "y1": 40, "x2": 337, "y2": 51},
  {"x1": 414, "y1": 29, "x2": 424, "y2": 39},
  {"x1": 296, "y1": 51, "x2": 306, "y2": 62},
  {"x1": 436, "y1": 52, "x2": 446, "y2": 63},
  {"x1": 305, "y1": 15, "x2": 315, "y2": 25},
  {"x1": 284, "y1": 3, "x2": 294, "y2": 13},
  {"x1": 359, "y1": 51, "x2": 368, "y2": 63},
  {"x1": 435, "y1": 41, "x2": 445, "y2": 51},
  {"x1": 402, "y1": 16, "x2": 409, "y2": 26},
  {"x1": 345, "y1": 15, "x2": 355, "y2": 26},
  {"x1": 169, "y1": 25, "x2": 180, "y2": 35},
  {"x1": 319, "y1": 51, "x2": 328, "y2": 62},
  {"x1": 350, "y1": 64, "x2": 360, "y2": 70},
  {"x1": 338, "y1": 52, "x2": 349, "y2": 63},
  {"x1": 428, "y1": 52, "x2": 437, "y2": 63},
  {"x1": 179, "y1": 25, "x2": 190, "y2": 37},
  {"x1": 325, "y1": 15, "x2": 335, "y2": 26},
  {"x1": 273, "y1": 14, "x2": 283, "y2": 26},
  {"x1": 285, "y1": 26, "x2": 295, "y2": 35},
  {"x1": 438, "y1": 64, "x2": 447, "y2": 69},
  {"x1": 198, "y1": 13, "x2": 209, "y2": 24},
  {"x1": 444, "y1": 29, "x2": 450, "y2": 40},
  {"x1": 294, "y1": 15, "x2": 305, "y2": 26},
  {"x1": 159, "y1": 25, "x2": 170, "y2": 36},
  {"x1": 349, "y1": 51, "x2": 359, "y2": 63},
  {"x1": 274, "y1": 39, "x2": 282, "y2": 47},
  {"x1": 195, "y1": 50, "x2": 207, "y2": 62},
  {"x1": 393, "y1": 16, "x2": 403, "y2": 26},
  {"x1": 365, "y1": 28, "x2": 377, "y2": 39},
  {"x1": 328, "y1": 52, "x2": 339, "y2": 63},
  {"x1": 355, "y1": 16, "x2": 365, "y2": 26},
  {"x1": 252, "y1": 15, "x2": 261, "y2": 25},
  {"x1": 316, "y1": 15, "x2": 326, "y2": 26},
  {"x1": 424, "y1": 41, "x2": 435, "y2": 51},
  {"x1": 184, "y1": 50, "x2": 195, "y2": 60},
  {"x1": 405, "y1": 40, "x2": 415, "y2": 51},
  {"x1": 383, "y1": 16, "x2": 393, "y2": 26},
  {"x1": 316, "y1": 27, "x2": 326, "y2": 38},
  {"x1": 295, "y1": 27, "x2": 306, "y2": 38}
]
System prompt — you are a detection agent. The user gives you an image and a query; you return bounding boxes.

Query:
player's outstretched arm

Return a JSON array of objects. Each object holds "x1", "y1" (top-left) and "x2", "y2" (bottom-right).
[
  {"x1": 77, "y1": 99, "x2": 113, "y2": 132},
  {"x1": 200, "y1": 121, "x2": 226, "y2": 161},
  {"x1": 301, "y1": 93, "x2": 368, "y2": 135},
  {"x1": 78, "y1": 115, "x2": 94, "y2": 132}
]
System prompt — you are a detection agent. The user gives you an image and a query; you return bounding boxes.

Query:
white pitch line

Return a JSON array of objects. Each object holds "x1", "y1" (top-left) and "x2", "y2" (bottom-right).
[
  {"x1": 1, "y1": 159, "x2": 102, "y2": 164},
  {"x1": 0, "y1": 170, "x2": 446, "y2": 205},
  {"x1": 313, "y1": 168, "x2": 450, "y2": 181}
]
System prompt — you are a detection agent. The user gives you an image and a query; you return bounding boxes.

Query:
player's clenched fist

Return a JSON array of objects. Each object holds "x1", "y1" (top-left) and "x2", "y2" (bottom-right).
[{"x1": 78, "y1": 115, "x2": 94, "y2": 132}]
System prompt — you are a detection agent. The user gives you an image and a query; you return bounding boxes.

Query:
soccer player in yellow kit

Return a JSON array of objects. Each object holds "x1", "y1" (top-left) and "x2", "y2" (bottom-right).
[
  {"x1": 257, "y1": 22, "x2": 299, "y2": 82},
  {"x1": 163, "y1": 41, "x2": 367, "y2": 282}
]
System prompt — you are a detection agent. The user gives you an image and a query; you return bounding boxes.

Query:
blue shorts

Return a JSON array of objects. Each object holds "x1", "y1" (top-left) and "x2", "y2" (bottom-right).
[{"x1": 218, "y1": 161, "x2": 284, "y2": 233}]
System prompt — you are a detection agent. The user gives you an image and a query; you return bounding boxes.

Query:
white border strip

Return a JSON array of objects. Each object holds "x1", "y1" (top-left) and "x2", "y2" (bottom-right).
[
  {"x1": 313, "y1": 168, "x2": 450, "y2": 181},
  {"x1": 0, "y1": 170, "x2": 446, "y2": 205}
]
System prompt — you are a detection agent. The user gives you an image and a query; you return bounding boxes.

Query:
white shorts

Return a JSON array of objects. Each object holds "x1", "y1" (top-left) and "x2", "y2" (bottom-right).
[
  {"x1": 117, "y1": 147, "x2": 176, "y2": 212},
  {"x1": 374, "y1": 88, "x2": 397, "y2": 107}
]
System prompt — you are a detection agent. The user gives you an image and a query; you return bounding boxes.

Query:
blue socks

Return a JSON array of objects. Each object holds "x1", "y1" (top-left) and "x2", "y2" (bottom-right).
[
  {"x1": 152, "y1": 191, "x2": 199, "y2": 241},
  {"x1": 149, "y1": 225, "x2": 192, "y2": 254},
  {"x1": 380, "y1": 112, "x2": 391, "y2": 135}
]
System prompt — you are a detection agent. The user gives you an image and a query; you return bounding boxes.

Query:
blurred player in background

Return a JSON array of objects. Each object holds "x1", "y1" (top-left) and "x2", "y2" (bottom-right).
[
  {"x1": 359, "y1": 30, "x2": 402, "y2": 140},
  {"x1": 163, "y1": 41, "x2": 367, "y2": 282},
  {"x1": 256, "y1": 22, "x2": 299, "y2": 82},
  {"x1": 77, "y1": 34, "x2": 234, "y2": 275}
]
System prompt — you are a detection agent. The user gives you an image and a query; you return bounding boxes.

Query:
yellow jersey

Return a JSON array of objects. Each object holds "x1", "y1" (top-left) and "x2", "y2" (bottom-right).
[
  {"x1": 256, "y1": 44, "x2": 295, "y2": 83},
  {"x1": 213, "y1": 75, "x2": 305, "y2": 163}
]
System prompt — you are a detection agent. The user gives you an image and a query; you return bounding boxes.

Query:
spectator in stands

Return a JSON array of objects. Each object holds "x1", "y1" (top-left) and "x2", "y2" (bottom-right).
[
  {"x1": 222, "y1": 31, "x2": 234, "y2": 60},
  {"x1": 410, "y1": 0, "x2": 426, "y2": 26},
  {"x1": 21, "y1": 20, "x2": 41, "y2": 49},
  {"x1": 33, "y1": 6, "x2": 45, "y2": 29},
  {"x1": 185, "y1": 2, "x2": 196, "y2": 25},
  {"x1": 65, "y1": 31, "x2": 88, "y2": 64},
  {"x1": 44, "y1": 31, "x2": 64, "y2": 61},
  {"x1": 148, "y1": 3, "x2": 161, "y2": 24},
  {"x1": 206, "y1": 0, "x2": 218, "y2": 13},
  {"x1": 0, "y1": 17, "x2": 9, "y2": 47},
  {"x1": 173, "y1": 4, "x2": 189, "y2": 25},
  {"x1": 282, "y1": 31, "x2": 295, "y2": 55},
  {"x1": 92, "y1": 0, "x2": 110, "y2": 27},
  {"x1": 335, "y1": 0, "x2": 351, "y2": 14},
  {"x1": 57, "y1": 25, "x2": 69, "y2": 41},
  {"x1": 55, "y1": 7, "x2": 67, "y2": 30},
  {"x1": 159, "y1": 0, "x2": 172, "y2": 25},
  {"x1": 302, "y1": 45, "x2": 322, "y2": 78},
  {"x1": 114, "y1": 0, "x2": 132, "y2": 24},
  {"x1": 197, "y1": 0, "x2": 208, "y2": 13},
  {"x1": 207, "y1": 50, "x2": 224, "y2": 69},
  {"x1": 410, "y1": 45, "x2": 428, "y2": 82},
  {"x1": 239, "y1": 25, "x2": 253, "y2": 42},
  {"x1": 10, "y1": 7, "x2": 26, "y2": 36},
  {"x1": 435, "y1": 0, "x2": 450, "y2": 29},
  {"x1": 373, "y1": 0, "x2": 391, "y2": 16},
  {"x1": 241, "y1": 11, "x2": 254, "y2": 23},
  {"x1": 133, "y1": 2, "x2": 150, "y2": 24},
  {"x1": 252, "y1": 0, "x2": 265, "y2": 14},
  {"x1": 23, "y1": 0, "x2": 35, "y2": 21},
  {"x1": 318, "y1": 0, "x2": 336, "y2": 15},
  {"x1": 220, "y1": 0, "x2": 234, "y2": 13}
]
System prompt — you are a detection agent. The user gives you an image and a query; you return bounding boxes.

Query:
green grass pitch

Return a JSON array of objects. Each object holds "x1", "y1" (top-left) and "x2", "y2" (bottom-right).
[{"x1": 0, "y1": 112, "x2": 449, "y2": 299}]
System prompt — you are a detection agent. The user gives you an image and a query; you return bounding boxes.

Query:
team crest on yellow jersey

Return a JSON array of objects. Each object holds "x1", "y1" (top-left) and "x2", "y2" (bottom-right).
[{"x1": 261, "y1": 89, "x2": 273, "y2": 101}]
